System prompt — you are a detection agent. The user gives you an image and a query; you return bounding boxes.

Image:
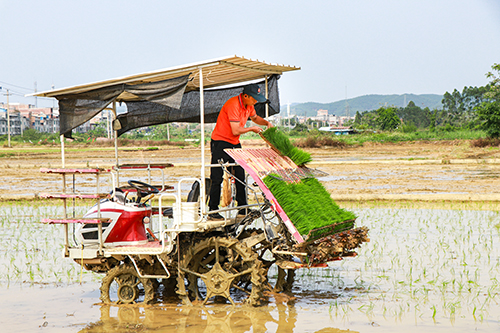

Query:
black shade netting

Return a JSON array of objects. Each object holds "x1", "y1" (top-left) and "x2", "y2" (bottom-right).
[
  {"x1": 116, "y1": 74, "x2": 280, "y2": 136},
  {"x1": 57, "y1": 75, "x2": 190, "y2": 138}
]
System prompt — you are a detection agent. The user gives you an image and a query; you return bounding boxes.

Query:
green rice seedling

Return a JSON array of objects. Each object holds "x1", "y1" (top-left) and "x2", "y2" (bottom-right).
[
  {"x1": 262, "y1": 127, "x2": 312, "y2": 166},
  {"x1": 263, "y1": 174, "x2": 356, "y2": 236}
]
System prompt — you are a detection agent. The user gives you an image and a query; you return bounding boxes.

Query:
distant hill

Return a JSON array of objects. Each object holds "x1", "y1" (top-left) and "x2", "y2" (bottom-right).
[{"x1": 281, "y1": 94, "x2": 443, "y2": 117}]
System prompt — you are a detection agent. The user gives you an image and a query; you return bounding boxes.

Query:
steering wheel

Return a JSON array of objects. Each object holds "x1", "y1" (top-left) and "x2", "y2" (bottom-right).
[{"x1": 127, "y1": 180, "x2": 159, "y2": 203}]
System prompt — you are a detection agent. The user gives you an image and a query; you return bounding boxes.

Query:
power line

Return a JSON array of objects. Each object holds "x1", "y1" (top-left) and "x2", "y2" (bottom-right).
[
  {"x1": 4, "y1": 90, "x2": 25, "y2": 96},
  {"x1": 0, "y1": 80, "x2": 32, "y2": 91},
  {"x1": 0, "y1": 86, "x2": 54, "y2": 103}
]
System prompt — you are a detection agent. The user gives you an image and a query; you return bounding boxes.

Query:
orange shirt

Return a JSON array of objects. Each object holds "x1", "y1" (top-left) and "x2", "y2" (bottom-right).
[{"x1": 211, "y1": 94, "x2": 256, "y2": 145}]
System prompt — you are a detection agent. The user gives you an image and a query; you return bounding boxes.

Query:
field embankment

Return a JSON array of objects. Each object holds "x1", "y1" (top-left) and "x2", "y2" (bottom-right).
[{"x1": 0, "y1": 139, "x2": 499, "y2": 208}]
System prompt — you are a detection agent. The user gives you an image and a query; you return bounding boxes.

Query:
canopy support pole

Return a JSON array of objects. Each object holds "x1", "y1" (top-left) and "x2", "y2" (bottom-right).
[
  {"x1": 60, "y1": 134, "x2": 65, "y2": 168},
  {"x1": 265, "y1": 76, "x2": 269, "y2": 119},
  {"x1": 112, "y1": 101, "x2": 118, "y2": 167},
  {"x1": 199, "y1": 68, "x2": 206, "y2": 214}
]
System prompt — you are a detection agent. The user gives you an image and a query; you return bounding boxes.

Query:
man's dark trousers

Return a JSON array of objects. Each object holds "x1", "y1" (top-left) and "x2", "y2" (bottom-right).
[{"x1": 208, "y1": 140, "x2": 247, "y2": 212}]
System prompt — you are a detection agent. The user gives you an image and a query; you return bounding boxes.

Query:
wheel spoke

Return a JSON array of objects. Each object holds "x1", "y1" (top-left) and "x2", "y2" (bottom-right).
[
  {"x1": 101, "y1": 265, "x2": 154, "y2": 305},
  {"x1": 203, "y1": 291, "x2": 214, "y2": 305},
  {"x1": 177, "y1": 237, "x2": 265, "y2": 306},
  {"x1": 200, "y1": 253, "x2": 215, "y2": 269},
  {"x1": 214, "y1": 238, "x2": 220, "y2": 263},
  {"x1": 228, "y1": 267, "x2": 253, "y2": 280},
  {"x1": 231, "y1": 283, "x2": 251, "y2": 295},
  {"x1": 226, "y1": 249, "x2": 238, "y2": 271},
  {"x1": 179, "y1": 266, "x2": 205, "y2": 279},
  {"x1": 224, "y1": 291, "x2": 236, "y2": 306}
]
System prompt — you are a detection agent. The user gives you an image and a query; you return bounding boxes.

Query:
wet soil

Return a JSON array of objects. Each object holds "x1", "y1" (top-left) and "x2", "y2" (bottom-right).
[
  {"x1": 1, "y1": 139, "x2": 499, "y2": 203},
  {"x1": 1, "y1": 139, "x2": 500, "y2": 332},
  {"x1": 1, "y1": 208, "x2": 498, "y2": 332}
]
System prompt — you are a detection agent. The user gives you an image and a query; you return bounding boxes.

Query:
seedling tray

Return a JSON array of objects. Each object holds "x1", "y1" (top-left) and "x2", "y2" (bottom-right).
[{"x1": 303, "y1": 219, "x2": 356, "y2": 243}]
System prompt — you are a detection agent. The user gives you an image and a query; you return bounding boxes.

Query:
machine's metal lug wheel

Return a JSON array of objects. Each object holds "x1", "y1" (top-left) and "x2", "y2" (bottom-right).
[
  {"x1": 117, "y1": 284, "x2": 138, "y2": 303},
  {"x1": 274, "y1": 266, "x2": 295, "y2": 293},
  {"x1": 237, "y1": 228, "x2": 295, "y2": 294},
  {"x1": 177, "y1": 237, "x2": 266, "y2": 306},
  {"x1": 100, "y1": 264, "x2": 155, "y2": 304}
]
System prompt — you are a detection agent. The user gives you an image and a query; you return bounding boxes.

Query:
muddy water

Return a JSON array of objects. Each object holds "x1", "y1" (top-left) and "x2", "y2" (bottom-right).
[{"x1": 1, "y1": 204, "x2": 500, "y2": 332}]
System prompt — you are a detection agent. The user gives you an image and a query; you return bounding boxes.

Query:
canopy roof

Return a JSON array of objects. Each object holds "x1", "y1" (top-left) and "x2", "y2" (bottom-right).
[
  {"x1": 30, "y1": 56, "x2": 300, "y2": 138},
  {"x1": 32, "y1": 55, "x2": 300, "y2": 99}
]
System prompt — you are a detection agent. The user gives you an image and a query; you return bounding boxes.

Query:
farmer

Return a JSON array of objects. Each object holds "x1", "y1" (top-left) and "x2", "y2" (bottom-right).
[{"x1": 208, "y1": 83, "x2": 273, "y2": 221}]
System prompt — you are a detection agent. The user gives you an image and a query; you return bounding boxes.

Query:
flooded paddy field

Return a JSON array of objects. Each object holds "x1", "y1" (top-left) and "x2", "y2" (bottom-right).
[{"x1": 1, "y1": 202, "x2": 499, "y2": 332}]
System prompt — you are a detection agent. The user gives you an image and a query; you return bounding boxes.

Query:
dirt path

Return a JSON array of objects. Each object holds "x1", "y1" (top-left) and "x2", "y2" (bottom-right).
[{"x1": 1, "y1": 139, "x2": 499, "y2": 204}]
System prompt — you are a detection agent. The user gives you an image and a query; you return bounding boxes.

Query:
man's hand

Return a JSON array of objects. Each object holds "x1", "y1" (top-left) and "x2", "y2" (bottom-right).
[
  {"x1": 250, "y1": 115, "x2": 273, "y2": 129},
  {"x1": 250, "y1": 126, "x2": 263, "y2": 134}
]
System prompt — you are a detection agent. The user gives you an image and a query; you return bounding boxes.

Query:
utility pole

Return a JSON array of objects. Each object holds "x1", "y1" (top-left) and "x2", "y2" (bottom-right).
[
  {"x1": 5, "y1": 88, "x2": 11, "y2": 147},
  {"x1": 51, "y1": 84, "x2": 56, "y2": 133},
  {"x1": 106, "y1": 110, "x2": 111, "y2": 139}
]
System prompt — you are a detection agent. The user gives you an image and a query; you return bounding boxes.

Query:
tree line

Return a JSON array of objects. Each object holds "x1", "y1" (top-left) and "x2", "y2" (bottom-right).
[{"x1": 352, "y1": 63, "x2": 500, "y2": 138}]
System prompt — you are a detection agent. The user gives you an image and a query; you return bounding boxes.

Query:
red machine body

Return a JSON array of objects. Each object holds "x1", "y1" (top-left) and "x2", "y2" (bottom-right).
[{"x1": 77, "y1": 199, "x2": 151, "y2": 247}]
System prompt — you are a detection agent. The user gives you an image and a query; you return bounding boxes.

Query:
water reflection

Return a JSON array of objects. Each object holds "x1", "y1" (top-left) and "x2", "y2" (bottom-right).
[{"x1": 81, "y1": 301, "x2": 354, "y2": 333}]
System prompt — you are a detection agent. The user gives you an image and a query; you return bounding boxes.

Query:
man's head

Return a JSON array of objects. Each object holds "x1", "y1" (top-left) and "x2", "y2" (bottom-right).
[{"x1": 242, "y1": 84, "x2": 267, "y2": 103}]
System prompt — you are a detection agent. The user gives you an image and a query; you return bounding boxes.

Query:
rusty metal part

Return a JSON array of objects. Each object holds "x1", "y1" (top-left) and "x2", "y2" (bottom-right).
[
  {"x1": 296, "y1": 227, "x2": 370, "y2": 264},
  {"x1": 74, "y1": 257, "x2": 119, "y2": 273},
  {"x1": 100, "y1": 264, "x2": 155, "y2": 304},
  {"x1": 274, "y1": 266, "x2": 295, "y2": 293},
  {"x1": 176, "y1": 236, "x2": 266, "y2": 306}
]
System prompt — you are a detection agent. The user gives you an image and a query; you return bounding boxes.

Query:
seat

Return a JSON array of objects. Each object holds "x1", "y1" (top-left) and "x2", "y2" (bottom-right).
[{"x1": 162, "y1": 179, "x2": 211, "y2": 217}]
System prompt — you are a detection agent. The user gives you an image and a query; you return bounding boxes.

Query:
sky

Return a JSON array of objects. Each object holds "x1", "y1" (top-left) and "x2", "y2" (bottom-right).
[{"x1": 1, "y1": 0, "x2": 499, "y2": 108}]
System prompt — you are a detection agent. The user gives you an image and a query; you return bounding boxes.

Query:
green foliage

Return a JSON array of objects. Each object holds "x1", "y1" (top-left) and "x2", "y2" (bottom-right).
[
  {"x1": 19, "y1": 129, "x2": 44, "y2": 141},
  {"x1": 376, "y1": 107, "x2": 400, "y2": 130},
  {"x1": 474, "y1": 63, "x2": 500, "y2": 138},
  {"x1": 397, "y1": 101, "x2": 432, "y2": 128},
  {"x1": 86, "y1": 122, "x2": 107, "y2": 138},
  {"x1": 353, "y1": 82, "x2": 491, "y2": 132},
  {"x1": 439, "y1": 123, "x2": 457, "y2": 132},
  {"x1": 354, "y1": 111, "x2": 362, "y2": 126},
  {"x1": 9, "y1": 129, "x2": 59, "y2": 144},
  {"x1": 149, "y1": 124, "x2": 170, "y2": 140},
  {"x1": 290, "y1": 123, "x2": 308, "y2": 135},
  {"x1": 334, "y1": 128, "x2": 485, "y2": 146},
  {"x1": 262, "y1": 127, "x2": 312, "y2": 166},
  {"x1": 441, "y1": 85, "x2": 488, "y2": 128},
  {"x1": 357, "y1": 111, "x2": 379, "y2": 129},
  {"x1": 484, "y1": 63, "x2": 500, "y2": 100},
  {"x1": 476, "y1": 101, "x2": 500, "y2": 138},
  {"x1": 429, "y1": 110, "x2": 436, "y2": 132},
  {"x1": 399, "y1": 121, "x2": 417, "y2": 133},
  {"x1": 263, "y1": 175, "x2": 356, "y2": 236}
]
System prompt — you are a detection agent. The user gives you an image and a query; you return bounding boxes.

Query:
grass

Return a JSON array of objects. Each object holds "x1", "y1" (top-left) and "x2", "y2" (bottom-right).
[{"x1": 283, "y1": 128, "x2": 489, "y2": 148}]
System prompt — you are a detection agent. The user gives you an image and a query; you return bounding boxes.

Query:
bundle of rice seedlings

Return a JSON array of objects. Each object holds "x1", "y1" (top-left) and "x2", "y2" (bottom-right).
[
  {"x1": 263, "y1": 175, "x2": 356, "y2": 238},
  {"x1": 262, "y1": 127, "x2": 312, "y2": 166}
]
